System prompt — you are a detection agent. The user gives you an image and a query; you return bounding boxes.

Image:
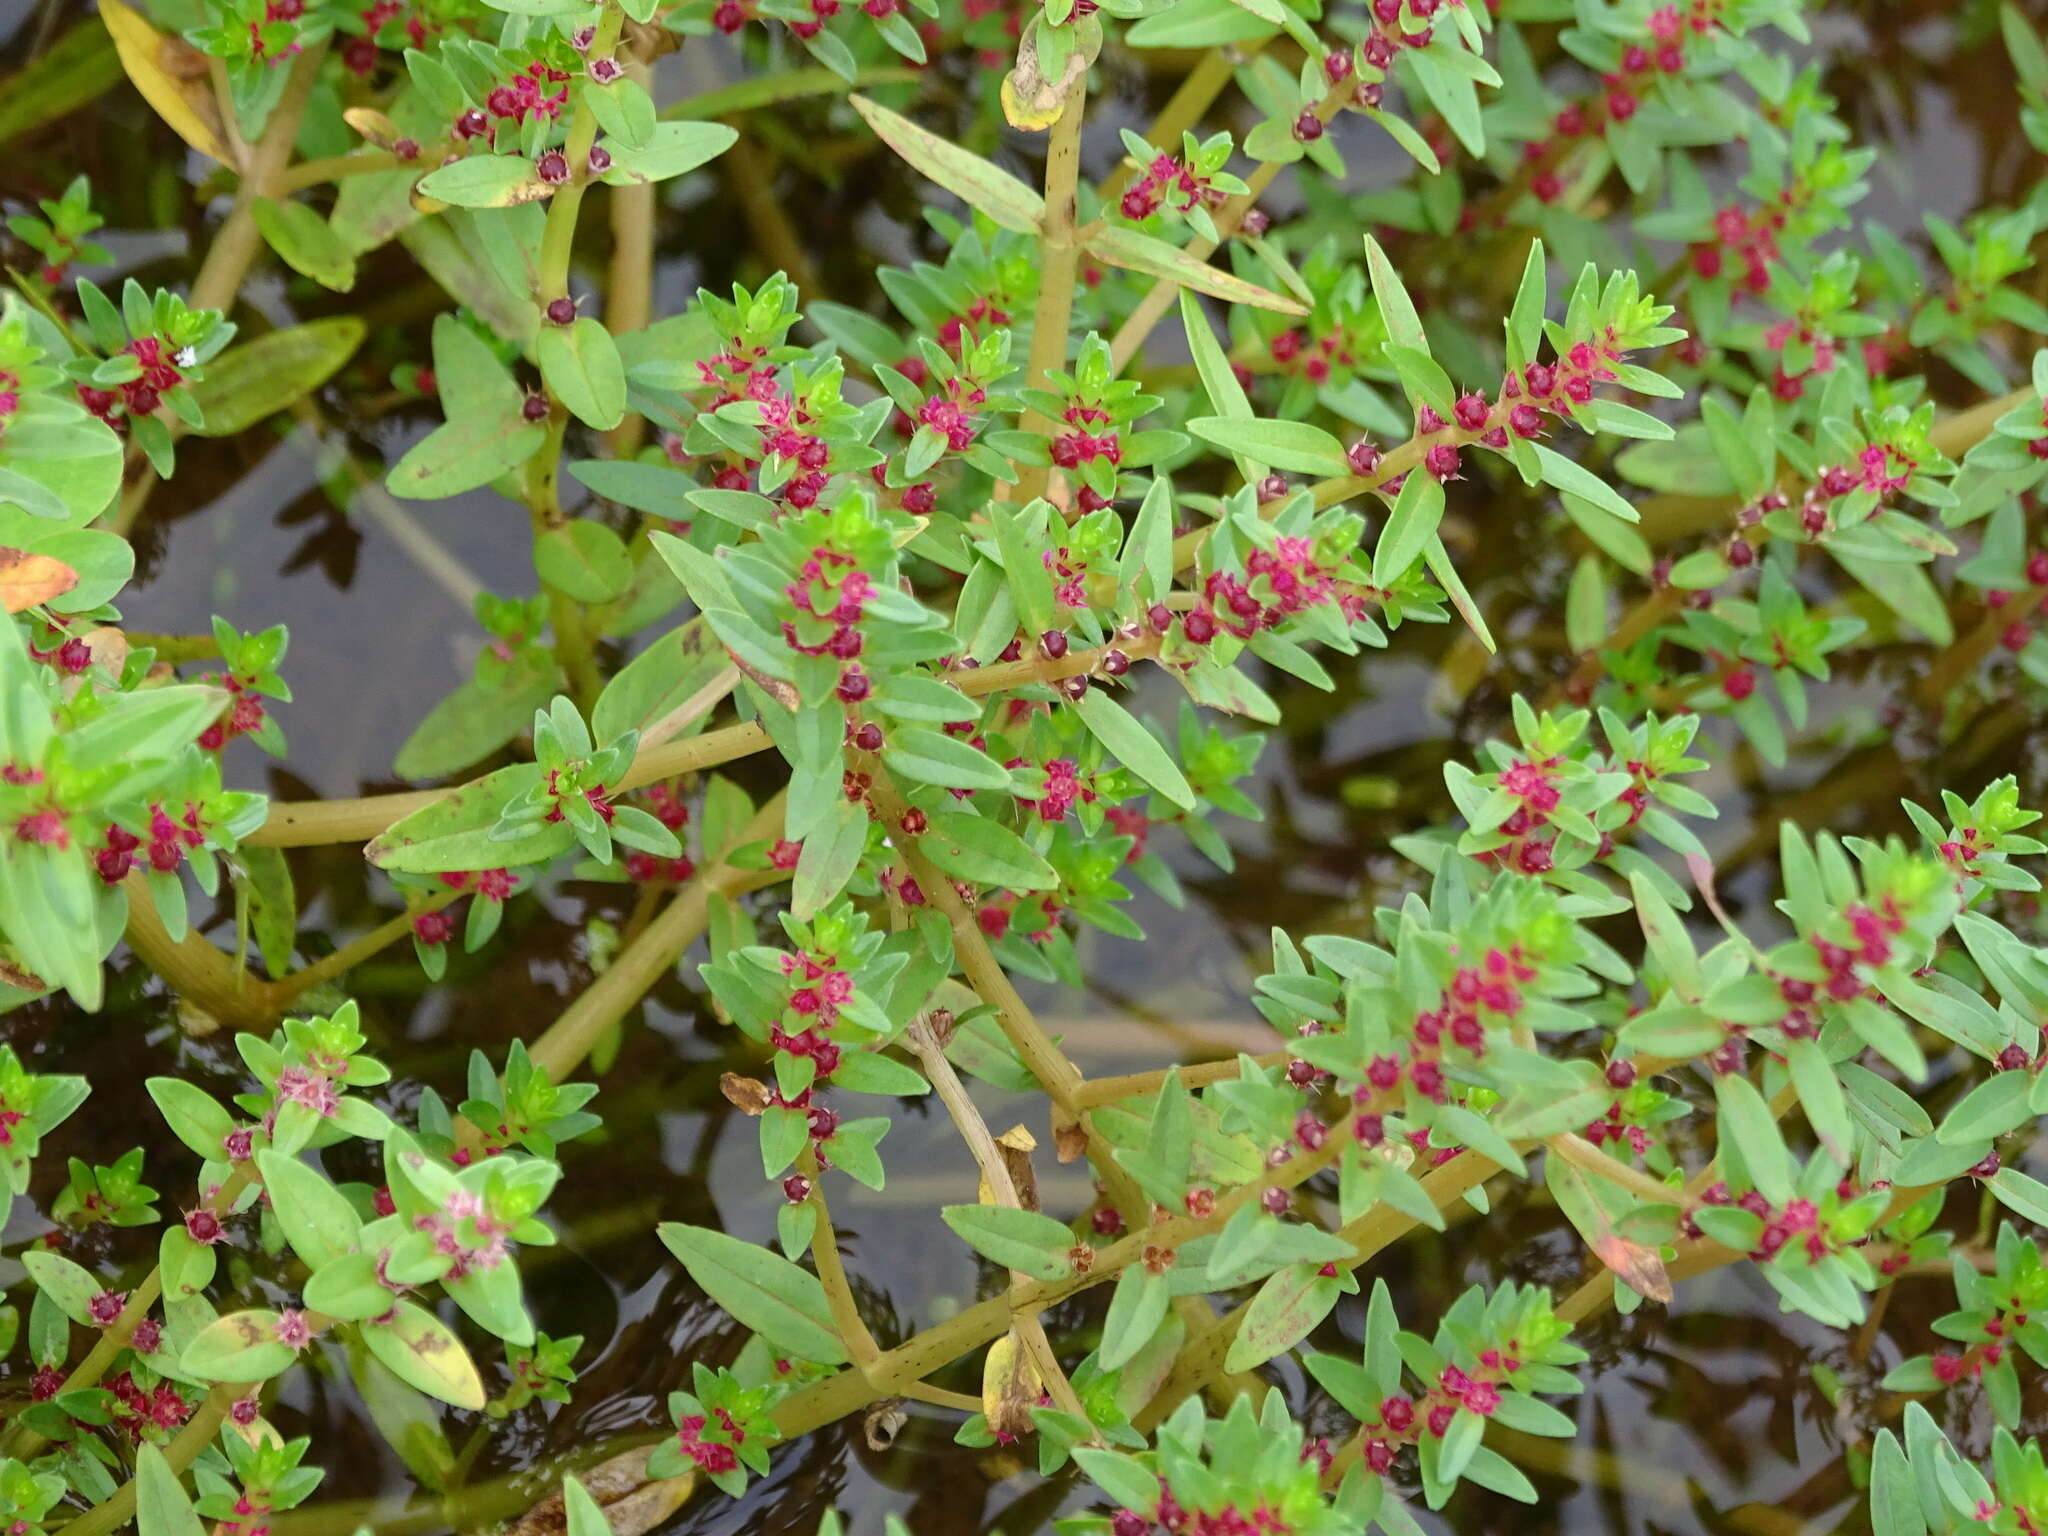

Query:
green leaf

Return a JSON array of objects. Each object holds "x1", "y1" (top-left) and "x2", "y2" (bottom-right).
[
  {"x1": 882, "y1": 726, "x2": 1011, "y2": 792},
  {"x1": 1179, "y1": 289, "x2": 1264, "y2": 482},
  {"x1": 1097, "y1": 1265, "x2": 1171, "y2": 1370},
  {"x1": 1363, "y1": 233, "x2": 1424, "y2": 351},
  {"x1": 190, "y1": 318, "x2": 366, "y2": 435},
  {"x1": 304, "y1": 1251, "x2": 395, "y2": 1321},
  {"x1": 570, "y1": 458, "x2": 692, "y2": 519},
  {"x1": 1700, "y1": 394, "x2": 1769, "y2": 498},
  {"x1": 1185, "y1": 417, "x2": 1346, "y2": 477},
  {"x1": 793, "y1": 797, "x2": 868, "y2": 919},
  {"x1": 1832, "y1": 549, "x2": 1954, "y2": 644},
  {"x1": 939, "y1": 1204, "x2": 1076, "y2": 1280},
  {"x1": 535, "y1": 519, "x2": 634, "y2": 603},
  {"x1": 136, "y1": 1443, "x2": 206, "y2": 1536},
  {"x1": 990, "y1": 501, "x2": 1057, "y2": 638},
  {"x1": 657, "y1": 1221, "x2": 848, "y2": 1363},
  {"x1": 255, "y1": 1151, "x2": 363, "y2": 1268},
  {"x1": 916, "y1": 810, "x2": 1059, "y2": 890},
  {"x1": 1384, "y1": 343, "x2": 1456, "y2": 421},
  {"x1": 146, "y1": 1078, "x2": 234, "y2": 1161},
  {"x1": 251, "y1": 198, "x2": 356, "y2": 291},
  {"x1": 1783, "y1": 1040, "x2": 1851, "y2": 1165},
  {"x1": 849, "y1": 94, "x2": 1044, "y2": 233},
  {"x1": 1404, "y1": 48, "x2": 1483, "y2": 156},
  {"x1": 538, "y1": 317, "x2": 626, "y2": 431},
  {"x1": 362, "y1": 1298, "x2": 486, "y2": 1409},
  {"x1": 180, "y1": 1309, "x2": 299, "y2": 1382},
  {"x1": 1372, "y1": 469, "x2": 1445, "y2": 586},
  {"x1": 585, "y1": 78, "x2": 657, "y2": 147},
  {"x1": 1506, "y1": 240, "x2": 1546, "y2": 363},
  {"x1": 1629, "y1": 870, "x2": 1699, "y2": 998},
  {"x1": 0, "y1": 23, "x2": 122, "y2": 151},
  {"x1": 23, "y1": 1251, "x2": 99, "y2": 1325},
  {"x1": 1868, "y1": 1429, "x2": 1926, "y2": 1536},
  {"x1": 415, "y1": 154, "x2": 553, "y2": 209},
  {"x1": 597, "y1": 120, "x2": 740, "y2": 185},
  {"x1": 1072, "y1": 689, "x2": 1195, "y2": 809},
  {"x1": 393, "y1": 647, "x2": 560, "y2": 780},
  {"x1": 1090, "y1": 226, "x2": 1306, "y2": 315},
  {"x1": 1990, "y1": 1167, "x2": 2048, "y2": 1225},
  {"x1": 1714, "y1": 1073, "x2": 1792, "y2": 1204},
  {"x1": 1565, "y1": 555, "x2": 1606, "y2": 654},
  {"x1": 386, "y1": 410, "x2": 548, "y2": 500},
  {"x1": 592, "y1": 616, "x2": 729, "y2": 742},
  {"x1": 1937, "y1": 1068, "x2": 2034, "y2": 1144},
  {"x1": 1531, "y1": 444, "x2": 1637, "y2": 523},
  {"x1": 561, "y1": 1477, "x2": 612, "y2": 1536},
  {"x1": 366, "y1": 763, "x2": 575, "y2": 873}
]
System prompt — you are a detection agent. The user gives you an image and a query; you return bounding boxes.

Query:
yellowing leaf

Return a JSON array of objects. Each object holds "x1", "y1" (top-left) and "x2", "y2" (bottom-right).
[
  {"x1": 1000, "y1": 21, "x2": 1084, "y2": 130},
  {"x1": 981, "y1": 1330, "x2": 1040, "y2": 1439},
  {"x1": 850, "y1": 94, "x2": 1045, "y2": 234},
  {"x1": 1089, "y1": 226, "x2": 1306, "y2": 315},
  {"x1": 100, "y1": 0, "x2": 234, "y2": 167},
  {"x1": 0, "y1": 548, "x2": 79, "y2": 613}
]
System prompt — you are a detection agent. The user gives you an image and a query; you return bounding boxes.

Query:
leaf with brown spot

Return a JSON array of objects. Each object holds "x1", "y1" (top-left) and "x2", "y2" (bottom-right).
[
  {"x1": 0, "y1": 548, "x2": 78, "y2": 613},
  {"x1": 362, "y1": 1298, "x2": 485, "y2": 1409},
  {"x1": 100, "y1": 0, "x2": 234, "y2": 166},
  {"x1": 180, "y1": 1308, "x2": 298, "y2": 1382},
  {"x1": 849, "y1": 94, "x2": 1045, "y2": 235},
  {"x1": 413, "y1": 153, "x2": 555, "y2": 209}
]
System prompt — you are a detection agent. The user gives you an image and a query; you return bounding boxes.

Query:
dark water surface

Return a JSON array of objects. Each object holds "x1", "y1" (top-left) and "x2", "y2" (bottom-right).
[{"x1": 2, "y1": 0, "x2": 2047, "y2": 1530}]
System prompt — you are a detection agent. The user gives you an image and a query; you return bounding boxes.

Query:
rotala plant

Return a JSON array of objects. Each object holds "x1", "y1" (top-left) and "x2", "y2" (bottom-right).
[{"x1": 10, "y1": 0, "x2": 2048, "y2": 1530}]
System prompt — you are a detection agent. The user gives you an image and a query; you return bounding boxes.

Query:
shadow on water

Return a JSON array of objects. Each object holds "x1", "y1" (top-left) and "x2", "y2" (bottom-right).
[{"x1": 2, "y1": 0, "x2": 2047, "y2": 1529}]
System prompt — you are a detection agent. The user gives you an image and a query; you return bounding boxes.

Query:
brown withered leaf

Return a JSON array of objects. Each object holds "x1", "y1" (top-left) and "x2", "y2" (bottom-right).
[
  {"x1": 1052, "y1": 1110, "x2": 1087, "y2": 1164},
  {"x1": 0, "y1": 549, "x2": 78, "y2": 614},
  {"x1": 100, "y1": 0, "x2": 235, "y2": 166},
  {"x1": 78, "y1": 626, "x2": 127, "y2": 678},
  {"x1": 864, "y1": 1397, "x2": 908, "y2": 1451},
  {"x1": 1593, "y1": 1232, "x2": 1673, "y2": 1304},
  {"x1": 0, "y1": 956, "x2": 47, "y2": 994},
  {"x1": 719, "y1": 1072, "x2": 773, "y2": 1115},
  {"x1": 621, "y1": 18, "x2": 680, "y2": 58},
  {"x1": 726, "y1": 648, "x2": 800, "y2": 710},
  {"x1": 992, "y1": 1125, "x2": 1040, "y2": 1212},
  {"x1": 504, "y1": 1447, "x2": 695, "y2": 1536}
]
